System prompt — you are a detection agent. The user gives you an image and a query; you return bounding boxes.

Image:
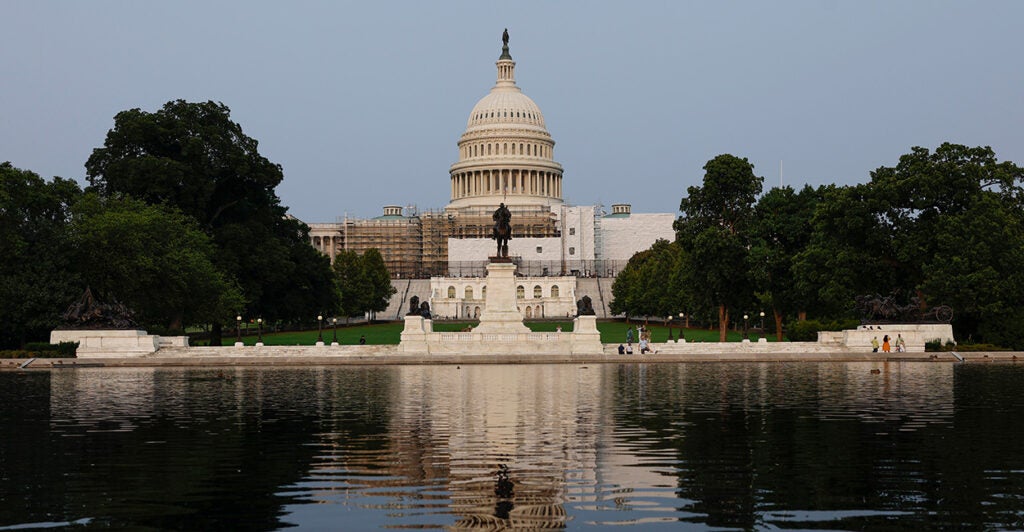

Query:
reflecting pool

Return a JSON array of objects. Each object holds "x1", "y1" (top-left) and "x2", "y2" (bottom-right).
[{"x1": 2, "y1": 362, "x2": 1023, "y2": 530}]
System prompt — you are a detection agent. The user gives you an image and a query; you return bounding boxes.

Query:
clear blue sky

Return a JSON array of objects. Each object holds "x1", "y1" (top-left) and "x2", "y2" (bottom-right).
[{"x1": 3, "y1": 1, "x2": 1022, "y2": 222}]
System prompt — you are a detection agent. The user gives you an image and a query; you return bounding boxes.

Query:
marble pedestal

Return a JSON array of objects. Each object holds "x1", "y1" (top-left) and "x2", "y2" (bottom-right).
[{"x1": 473, "y1": 261, "x2": 530, "y2": 334}]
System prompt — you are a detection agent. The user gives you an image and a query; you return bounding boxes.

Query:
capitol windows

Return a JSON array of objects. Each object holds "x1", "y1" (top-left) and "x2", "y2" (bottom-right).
[
  {"x1": 536, "y1": 246, "x2": 542, "y2": 254},
  {"x1": 533, "y1": 285, "x2": 542, "y2": 298},
  {"x1": 516, "y1": 285, "x2": 525, "y2": 299},
  {"x1": 447, "y1": 286, "x2": 456, "y2": 298},
  {"x1": 569, "y1": 227, "x2": 575, "y2": 235},
  {"x1": 569, "y1": 247, "x2": 576, "y2": 255},
  {"x1": 551, "y1": 285, "x2": 559, "y2": 297},
  {"x1": 465, "y1": 287, "x2": 474, "y2": 300}
]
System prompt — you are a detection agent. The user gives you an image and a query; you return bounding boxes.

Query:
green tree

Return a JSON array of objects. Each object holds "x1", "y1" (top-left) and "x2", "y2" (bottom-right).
[
  {"x1": 84, "y1": 100, "x2": 340, "y2": 342},
  {"x1": 610, "y1": 239, "x2": 683, "y2": 319},
  {"x1": 361, "y1": 249, "x2": 397, "y2": 320},
  {"x1": 794, "y1": 143, "x2": 1024, "y2": 347},
  {"x1": 332, "y1": 250, "x2": 364, "y2": 320},
  {"x1": 0, "y1": 163, "x2": 82, "y2": 348},
  {"x1": 675, "y1": 154, "x2": 763, "y2": 341},
  {"x1": 70, "y1": 194, "x2": 244, "y2": 331},
  {"x1": 751, "y1": 185, "x2": 825, "y2": 338},
  {"x1": 332, "y1": 249, "x2": 395, "y2": 321}
]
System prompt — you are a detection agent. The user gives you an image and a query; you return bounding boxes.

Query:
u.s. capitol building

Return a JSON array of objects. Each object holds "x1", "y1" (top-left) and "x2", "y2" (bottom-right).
[{"x1": 305, "y1": 32, "x2": 674, "y2": 318}]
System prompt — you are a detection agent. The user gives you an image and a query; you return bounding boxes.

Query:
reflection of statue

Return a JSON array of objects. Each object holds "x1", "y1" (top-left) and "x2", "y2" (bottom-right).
[
  {"x1": 419, "y1": 301, "x2": 432, "y2": 319},
  {"x1": 492, "y1": 202, "x2": 512, "y2": 258},
  {"x1": 494, "y1": 463, "x2": 514, "y2": 520},
  {"x1": 576, "y1": 295, "x2": 595, "y2": 316},
  {"x1": 58, "y1": 287, "x2": 137, "y2": 330},
  {"x1": 407, "y1": 296, "x2": 420, "y2": 316}
]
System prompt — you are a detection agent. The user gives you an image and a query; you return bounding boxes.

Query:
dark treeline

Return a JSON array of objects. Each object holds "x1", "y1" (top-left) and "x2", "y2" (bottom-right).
[
  {"x1": 1, "y1": 100, "x2": 393, "y2": 349},
  {"x1": 612, "y1": 145, "x2": 1024, "y2": 349}
]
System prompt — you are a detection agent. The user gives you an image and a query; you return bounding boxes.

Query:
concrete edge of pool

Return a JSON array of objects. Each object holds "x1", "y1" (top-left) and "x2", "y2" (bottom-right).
[{"x1": 3, "y1": 349, "x2": 1020, "y2": 369}]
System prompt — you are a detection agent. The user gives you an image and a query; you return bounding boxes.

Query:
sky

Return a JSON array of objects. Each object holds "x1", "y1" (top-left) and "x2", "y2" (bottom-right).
[{"x1": 3, "y1": 1, "x2": 1022, "y2": 222}]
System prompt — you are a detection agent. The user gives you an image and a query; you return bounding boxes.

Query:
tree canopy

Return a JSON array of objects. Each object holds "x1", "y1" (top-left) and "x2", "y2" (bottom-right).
[
  {"x1": 675, "y1": 154, "x2": 763, "y2": 340},
  {"x1": 0, "y1": 163, "x2": 82, "y2": 348},
  {"x1": 69, "y1": 194, "x2": 244, "y2": 332},
  {"x1": 84, "y1": 100, "x2": 340, "y2": 341}
]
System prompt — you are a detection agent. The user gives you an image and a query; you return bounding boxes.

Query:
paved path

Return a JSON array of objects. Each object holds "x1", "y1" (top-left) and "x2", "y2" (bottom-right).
[{"x1": 3, "y1": 349, "x2": 1019, "y2": 369}]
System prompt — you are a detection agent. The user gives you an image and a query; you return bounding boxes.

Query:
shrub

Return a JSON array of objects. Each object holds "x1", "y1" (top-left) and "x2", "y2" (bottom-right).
[{"x1": 786, "y1": 319, "x2": 860, "y2": 342}]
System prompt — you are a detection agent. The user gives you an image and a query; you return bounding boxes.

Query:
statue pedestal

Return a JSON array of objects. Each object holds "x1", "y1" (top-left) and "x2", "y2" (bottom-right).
[
  {"x1": 400, "y1": 315, "x2": 429, "y2": 353},
  {"x1": 474, "y1": 262, "x2": 530, "y2": 334},
  {"x1": 571, "y1": 315, "x2": 603, "y2": 354}
]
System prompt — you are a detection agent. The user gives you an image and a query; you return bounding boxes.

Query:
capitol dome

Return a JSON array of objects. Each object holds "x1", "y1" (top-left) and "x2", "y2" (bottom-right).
[{"x1": 448, "y1": 31, "x2": 564, "y2": 212}]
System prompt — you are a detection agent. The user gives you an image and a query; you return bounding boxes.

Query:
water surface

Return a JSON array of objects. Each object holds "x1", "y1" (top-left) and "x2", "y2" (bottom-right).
[{"x1": 2, "y1": 362, "x2": 1022, "y2": 530}]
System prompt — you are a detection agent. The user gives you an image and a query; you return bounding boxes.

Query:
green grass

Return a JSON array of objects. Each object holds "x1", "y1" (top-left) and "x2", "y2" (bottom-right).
[{"x1": 205, "y1": 320, "x2": 779, "y2": 346}]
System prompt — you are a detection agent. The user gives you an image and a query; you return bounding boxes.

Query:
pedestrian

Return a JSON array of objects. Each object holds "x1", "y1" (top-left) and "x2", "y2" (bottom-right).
[
  {"x1": 359, "y1": 335, "x2": 366, "y2": 345},
  {"x1": 882, "y1": 334, "x2": 890, "y2": 353},
  {"x1": 617, "y1": 344, "x2": 625, "y2": 355},
  {"x1": 626, "y1": 343, "x2": 634, "y2": 355},
  {"x1": 896, "y1": 334, "x2": 905, "y2": 352},
  {"x1": 626, "y1": 327, "x2": 634, "y2": 344},
  {"x1": 871, "y1": 336, "x2": 879, "y2": 353},
  {"x1": 639, "y1": 337, "x2": 649, "y2": 354},
  {"x1": 556, "y1": 325, "x2": 562, "y2": 333}
]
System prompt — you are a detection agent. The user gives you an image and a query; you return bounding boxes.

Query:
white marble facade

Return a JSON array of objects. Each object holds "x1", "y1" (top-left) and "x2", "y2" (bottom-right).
[{"x1": 429, "y1": 275, "x2": 577, "y2": 320}]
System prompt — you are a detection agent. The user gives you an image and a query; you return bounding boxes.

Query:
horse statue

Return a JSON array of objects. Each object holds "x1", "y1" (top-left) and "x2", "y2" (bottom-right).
[{"x1": 492, "y1": 202, "x2": 512, "y2": 258}]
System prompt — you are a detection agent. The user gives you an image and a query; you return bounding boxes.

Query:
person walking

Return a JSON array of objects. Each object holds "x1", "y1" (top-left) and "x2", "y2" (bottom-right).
[
  {"x1": 882, "y1": 334, "x2": 891, "y2": 353},
  {"x1": 896, "y1": 334, "x2": 906, "y2": 352},
  {"x1": 626, "y1": 327, "x2": 634, "y2": 344},
  {"x1": 871, "y1": 336, "x2": 879, "y2": 353}
]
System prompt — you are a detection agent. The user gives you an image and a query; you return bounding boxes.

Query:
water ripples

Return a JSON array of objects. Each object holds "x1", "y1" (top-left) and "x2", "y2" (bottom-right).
[{"x1": 2, "y1": 362, "x2": 1023, "y2": 529}]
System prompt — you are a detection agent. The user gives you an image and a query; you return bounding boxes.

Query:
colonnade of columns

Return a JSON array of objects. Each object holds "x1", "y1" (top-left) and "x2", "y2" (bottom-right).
[
  {"x1": 450, "y1": 168, "x2": 562, "y2": 200},
  {"x1": 310, "y1": 235, "x2": 340, "y2": 261}
]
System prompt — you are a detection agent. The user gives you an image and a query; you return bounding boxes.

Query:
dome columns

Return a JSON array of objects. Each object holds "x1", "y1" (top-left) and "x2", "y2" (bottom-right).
[{"x1": 450, "y1": 169, "x2": 562, "y2": 200}]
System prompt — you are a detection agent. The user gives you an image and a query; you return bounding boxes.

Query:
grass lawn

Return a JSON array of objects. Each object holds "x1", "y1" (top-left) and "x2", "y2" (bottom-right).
[{"x1": 207, "y1": 320, "x2": 780, "y2": 346}]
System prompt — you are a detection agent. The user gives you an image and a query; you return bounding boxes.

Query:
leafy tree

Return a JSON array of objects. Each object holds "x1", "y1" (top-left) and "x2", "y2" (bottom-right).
[
  {"x1": 84, "y1": 100, "x2": 340, "y2": 342},
  {"x1": 69, "y1": 194, "x2": 244, "y2": 332},
  {"x1": 675, "y1": 154, "x2": 763, "y2": 340},
  {"x1": 332, "y1": 249, "x2": 395, "y2": 321},
  {"x1": 751, "y1": 185, "x2": 825, "y2": 338},
  {"x1": 610, "y1": 239, "x2": 683, "y2": 319},
  {"x1": 361, "y1": 249, "x2": 397, "y2": 319},
  {"x1": 794, "y1": 143, "x2": 1024, "y2": 347},
  {"x1": 0, "y1": 163, "x2": 82, "y2": 347},
  {"x1": 333, "y1": 250, "x2": 363, "y2": 320}
]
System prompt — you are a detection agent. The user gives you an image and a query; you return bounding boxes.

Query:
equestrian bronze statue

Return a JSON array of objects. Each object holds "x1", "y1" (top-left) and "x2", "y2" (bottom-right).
[{"x1": 492, "y1": 202, "x2": 512, "y2": 258}]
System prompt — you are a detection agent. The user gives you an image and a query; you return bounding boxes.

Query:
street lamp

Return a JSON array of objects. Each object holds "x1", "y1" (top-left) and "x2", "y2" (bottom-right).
[
  {"x1": 743, "y1": 313, "x2": 749, "y2": 340},
  {"x1": 317, "y1": 314, "x2": 324, "y2": 345},
  {"x1": 678, "y1": 312, "x2": 686, "y2": 341},
  {"x1": 235, "y1": 315, "x2": 242, "y2": 346},
  {"x1": 759, "y1": 311, "x2": 765, "y2": 331},
  {"x1": 331, "y1": 317, "x2": 338, "y2": 345},
  {"x1": 257, "y1": 318, "x2": 263, "y2": 345},
  {"x1": 666, "y1": 315, "x2": 674, "y2": 341}
]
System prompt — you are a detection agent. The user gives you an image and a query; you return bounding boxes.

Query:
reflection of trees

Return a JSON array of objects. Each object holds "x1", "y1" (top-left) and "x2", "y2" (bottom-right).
[
  {"x1": 609, "y1": 362, "x2": 1000, "y2": 529},
  {"x1": 3, "y1": 368, "x2": 394, "y2": 530}
]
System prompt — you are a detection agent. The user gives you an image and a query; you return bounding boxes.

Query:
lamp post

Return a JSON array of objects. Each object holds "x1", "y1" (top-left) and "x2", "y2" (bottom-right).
[
  {"x1": 331, "y1": 317, "x2": 338, "y2": 346},
  {"x1": 256, "y1": 318, "x2": 263, "y2": 346},
  {"x1": 317, "y1": 314, "x2": 324, "y2": 345},
  {"x1": 743, "y1": 313, "x2": 749, "y2": 340},
  {"x1": 666, "y1": 315, "x2": 674, "y2": 341},
  {"x1": 235, "y1": 315, "x2": 242, "y2": 346},
  {"x1": 678, "y1": 312, "x2": 685, "y2": 341},
  {"x1": 759, "y1": 311, "x2": 765, "y2": 331}
]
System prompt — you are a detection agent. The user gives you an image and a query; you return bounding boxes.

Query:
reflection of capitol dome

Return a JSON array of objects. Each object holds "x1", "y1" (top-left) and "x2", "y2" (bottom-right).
[{"x1": 448, "y1": 32, "x2": 564, "y2": 211}]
